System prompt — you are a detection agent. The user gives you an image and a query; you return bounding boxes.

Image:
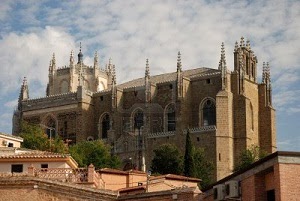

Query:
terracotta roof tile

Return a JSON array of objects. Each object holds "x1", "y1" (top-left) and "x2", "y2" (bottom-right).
[{"x1": 117, "y1": 67, "x2": 220, "y2": 89}]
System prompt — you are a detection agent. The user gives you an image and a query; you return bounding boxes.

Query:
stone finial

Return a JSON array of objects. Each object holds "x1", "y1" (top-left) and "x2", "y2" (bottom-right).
[
  {"x1": 177, "y1": 51, "x2": 182, "y2": 72},
  {"x1": 52, "y1": 53, "x2": 56, "y2": 66},
  {"x1": 70, "y1": 50, "x2": 74, "y2": 66},
  {"x1": 266, "y1": 62, "x2": 271, "y2": 83},
  {"x1": 145, "y1": 59, "x2": 150, "y2": 79},
  {"x1": 246, "y1": 39, "x2": 251, "y2": 50},
  {"x1": 94, "y1": 51, "x2": 99, "y2": 68},
  {"x1": 234, "y1": 41, "x2": 239, "y2": 51},
  {"x1": 240, "y1": 36, "x2": 245, "y2": 47},
  {"x1": 23, "y1": 77, "x2": 27, "y2": 86},
  {"x1": 218, "y1": 42, "x2": 227, "y2": 70},
  {"x1": 262, "y1": 62, "x2": 266, "y2": 83},
  {"x1": 77, "y1": 42, "x2": 83, "y2": 64},
  {"x1": 112, "y1": 64, "x2": 116, "y2": 85}
]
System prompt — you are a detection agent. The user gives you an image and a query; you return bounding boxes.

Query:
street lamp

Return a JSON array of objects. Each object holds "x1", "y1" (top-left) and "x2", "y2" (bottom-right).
[{"x1": 40, "y1": 124, "x2": 55, "y2": 151}]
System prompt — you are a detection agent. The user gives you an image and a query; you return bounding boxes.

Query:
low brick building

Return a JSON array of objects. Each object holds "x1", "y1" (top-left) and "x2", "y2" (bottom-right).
[{"x1": 201, "y1": 151, "x2": 300, "y2": 201}]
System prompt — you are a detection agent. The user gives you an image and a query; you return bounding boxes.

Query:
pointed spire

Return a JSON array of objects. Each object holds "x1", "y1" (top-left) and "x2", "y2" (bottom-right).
[
  {"x1": 78, "y1": 42, "x2": 83, "y2": 64},
  {"x1": 218, "y1": 42, "x2": 227, "y2": 70},
  {"x1": 19, "y1": 77, "x2": 29, "y2": 103},
  {"x1": 262, "y1": 62, "x2": 266, "y2": 83},
  {"x1": 234, "y1": 41, "x2": 239, "y2": 51},
  {"x1": 94, "y1": 51, "x2": 99, "y2": 69},
  {"x1": 52, "y1": 53, "x2": 56, "y2": 66},
  {"x1": 70, "y1": 50, "x2": 74, "y2": 67},
  {"x1": 145, "y1": 59, "x2": 150, "y2": 79},
  {"x1": 177, "y1": 51, "x2": 182, "y2": 72},
  {"x1": 112, "y1": 64, "x2": 116, "y2": 85}
]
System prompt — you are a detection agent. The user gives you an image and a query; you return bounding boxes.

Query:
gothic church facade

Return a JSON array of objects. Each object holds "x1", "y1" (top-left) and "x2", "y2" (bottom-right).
[{"x1": 13, "y1": 37, "x2": 276, "y2": 181}]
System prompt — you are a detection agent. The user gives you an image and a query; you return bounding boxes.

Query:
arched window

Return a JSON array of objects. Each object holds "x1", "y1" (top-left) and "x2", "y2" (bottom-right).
[
  {"x1": 166, "y1": 105, "x2": 176, "y2": 131},
  {"x1": 201, "y1": 99, "x2": 216, "y2": 126},
  {"x1": 134, "y1": 110, "x2": 144, "y2": 130},
  {"x1": 102, "y1": 114, "x2": 110, "y2": 139}
]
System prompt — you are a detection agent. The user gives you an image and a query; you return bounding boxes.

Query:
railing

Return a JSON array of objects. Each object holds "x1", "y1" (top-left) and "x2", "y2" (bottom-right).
[
  {"x1": 35, "y1": 168, "x2": 88, "y2": 183},
  {"x1": 147, "y1": 131, "x2": 176, "y2": 139},
  {"x1": 184, "y1": 125, "x2": 216, "y2": 134}
]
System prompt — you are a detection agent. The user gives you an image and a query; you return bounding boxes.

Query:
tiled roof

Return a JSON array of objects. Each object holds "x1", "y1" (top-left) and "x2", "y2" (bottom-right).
[
  {"x1": 0, "y1": 150, "x2": 70, "y2": 159},
  {"x1": 150, "y1": 174, "x2": 201, "y2": 182},
  {"x1": 117, "y1": 67, "x2": 220, "y2": 89},
  {"x1": 0, "y1": 132, "x2": 23, "y2": 141},
  {"x1": 99, "y1": 168, "x2": 146, "y2": 175}
]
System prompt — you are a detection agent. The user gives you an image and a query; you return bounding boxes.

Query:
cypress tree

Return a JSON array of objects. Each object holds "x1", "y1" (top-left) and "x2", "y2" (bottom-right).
[{"x1": 184, "y1": 129, "x2": 194, "y2": 177}]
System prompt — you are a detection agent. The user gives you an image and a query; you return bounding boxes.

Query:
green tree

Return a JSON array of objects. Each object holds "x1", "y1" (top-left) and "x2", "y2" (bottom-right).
[
  {"x1": 69, "y1": 140, "x2": 121, "y2": 169},
  {"x1": 193, "y1": 147, "x2": 214, "y2": 189},
  {"x1": 184, "y1": 130, "x2": 194, "y2": 177},
  {"x1": 151, "y1": 143, "x2": 183, "y2": 175},
  {"x1": 19, "y1": 121, "x2": 67, "y2": 153},
  {"x1": 234, "y1": 145, "x2": 268, "y2": 171},
  {"x1": 20, "y1": 121, "x2": 49, "y2": 150}
]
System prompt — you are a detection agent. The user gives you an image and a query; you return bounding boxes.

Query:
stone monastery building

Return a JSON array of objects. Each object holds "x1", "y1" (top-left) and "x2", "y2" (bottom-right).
[{"x1": 13, "y1": 37, "x2": 276, "y2": 181}]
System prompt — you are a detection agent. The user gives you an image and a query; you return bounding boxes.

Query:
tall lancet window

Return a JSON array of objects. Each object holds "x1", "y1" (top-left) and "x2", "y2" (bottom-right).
[
  {"x1": 166, "y1": 105, "x2": 176, "y2": 131},
  {"x1": 201, "y1": 99, "x2": 216, "y2": 126},
  {"x1": 134, "y1": 110, "x2": 144, "y2": 130},
  {"x1": 102, "y1": 114, "x2": 110, "y2": 139}
]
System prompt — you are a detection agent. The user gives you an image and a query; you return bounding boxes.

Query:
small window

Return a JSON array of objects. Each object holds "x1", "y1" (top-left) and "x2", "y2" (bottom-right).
[
  {"x1": 213, "y1": 188, "x2": 218, "y2": 199},
  {"x1": 100, "y1": 96, "x2": 103, "y2": 101},
  {"x1": 8, "y1": 142, "x2": 14, "y2": 147},
  {"x1": 41, "y1": 164, "x2": 48, "y2": 169},
  {"x1": 197, "y1": 137, "x2": 200, "y2": 142},
  {"x1": 11, "y1": 164, "x2": 23, "y2": 173},
  {"x1": 41, "y1": 164, "x2": 48, "y2": 172},
  {"x1": 206, "y1": 79, "x2": 211, "y2": 84},
  {"x1": 169, "y1": 84, "x2": 173, "y2": 89}
]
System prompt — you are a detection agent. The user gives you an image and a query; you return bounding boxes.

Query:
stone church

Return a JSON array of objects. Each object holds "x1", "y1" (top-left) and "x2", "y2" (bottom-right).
[{"x1": 13, "y1": 37, "x2": 276, "y2": 181}]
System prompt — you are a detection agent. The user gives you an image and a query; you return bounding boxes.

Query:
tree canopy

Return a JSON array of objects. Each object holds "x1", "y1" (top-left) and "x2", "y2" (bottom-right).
[
  {"x1": 19, "y1": 121, "x2": 67, "y2": 153},
  {"x1": 69, "y1": 140, "x2": 121, "y2": 169},
  {"x1": 151, "y1": 143, "x2": 183, "y2": 175},
  {"x1": 234, "y1": 145, "x2": 268, "y2": 171},
  {"x1": 150, "y1": 134, "x2": 214, "y2": 189},
  {"x1": 184, "y1": 130, "x2": 194, "y2": 177}
]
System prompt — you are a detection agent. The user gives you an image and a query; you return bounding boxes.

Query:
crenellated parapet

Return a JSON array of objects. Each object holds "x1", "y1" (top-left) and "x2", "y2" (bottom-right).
[
  {"x1": 183, "y1": 126, "x2": 217, "y2": 134},
  {"x1": 22, "y1": 92, "x2": 78, "y2": 110},
  {"x1": 147, "y1": 130, "x2": 176, "y2": 139}
]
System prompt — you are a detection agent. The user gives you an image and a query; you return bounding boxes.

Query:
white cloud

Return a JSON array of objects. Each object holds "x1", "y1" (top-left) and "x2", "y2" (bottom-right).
[{"x1": 0, "y1": 26, "x2": 76, "y2": 95}]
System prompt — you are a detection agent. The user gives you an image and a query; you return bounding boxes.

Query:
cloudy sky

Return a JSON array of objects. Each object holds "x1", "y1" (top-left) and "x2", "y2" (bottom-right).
[{"x1": 0, "y1": 0, "x2": 299, "y2": 151}]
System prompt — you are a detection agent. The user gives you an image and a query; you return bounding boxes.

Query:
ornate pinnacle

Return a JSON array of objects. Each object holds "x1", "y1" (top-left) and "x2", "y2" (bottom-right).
[
  {"x1": 94, "y1": 51, "x2": 99, "y2": 68},
  {"x1": 177, "y1": 51, "x2": 182, "y2": 72},
  {"x1": 70, "y1": 50, "x2": 74, "y2": 65},
  {"x1": 246, "y1": 39, "x2": 251, "y2": 50},
  {"x1": 145, "y1": 59, "x2": 150, "y2": 79},
  {"x1": 52, "y1": 53, "x2": 56, "y2": 65},
  {"x1": 23, "y1": 77, "x2": 27, "y2": 86},
  {"x1": 266, "y1": 62, "x2": 270, "y2": 81},
  {"x1": 112, "y1": 64, "x2": 116, "y2": 85},
  {"x1": 262, "y1": 62, "x2": 266, "y2": 83},
  {"x1": 219, "y1": 42, "x2": 227, "y2": 70},
  {"x1": 240, "y1": 36, "x2": 245, "y2": 47},
  {"x1": 234, "y1": 41, "x2": 239, "y2": 51}
]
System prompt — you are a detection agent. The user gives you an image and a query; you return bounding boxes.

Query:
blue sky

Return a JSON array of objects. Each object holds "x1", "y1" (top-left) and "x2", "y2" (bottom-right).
[{"x1": 0, "y1": 0, "x2": 299, "y2": 151}]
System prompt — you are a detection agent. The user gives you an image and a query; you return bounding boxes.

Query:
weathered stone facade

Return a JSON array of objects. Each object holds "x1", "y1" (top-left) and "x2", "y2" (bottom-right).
[{"x1": 13, "y1": 37, "x2": 276, "y2": 181}]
